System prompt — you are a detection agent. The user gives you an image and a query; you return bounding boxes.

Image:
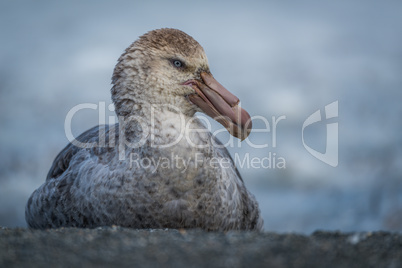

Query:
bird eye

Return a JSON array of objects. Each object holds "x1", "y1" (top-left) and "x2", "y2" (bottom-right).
[{"x1": 172, "y1": 59, "x2": 184, "y2": 68}]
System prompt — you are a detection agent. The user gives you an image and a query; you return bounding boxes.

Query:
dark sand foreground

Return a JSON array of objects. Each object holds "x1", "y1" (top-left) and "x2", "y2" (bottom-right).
[{"x1": 1, "y1": 227, "x2": 401, "y2": 267}]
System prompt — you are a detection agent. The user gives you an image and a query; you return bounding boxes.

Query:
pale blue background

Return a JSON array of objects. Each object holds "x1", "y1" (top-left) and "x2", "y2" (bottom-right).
[{"x1": 1, "y1": 0, "x2": 401, "y2": 233}]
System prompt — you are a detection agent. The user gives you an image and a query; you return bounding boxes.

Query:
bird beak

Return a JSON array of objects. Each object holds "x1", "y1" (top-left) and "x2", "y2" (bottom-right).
[{"x1": 186, "y1": 72, "x2": 252, "y2": 140}]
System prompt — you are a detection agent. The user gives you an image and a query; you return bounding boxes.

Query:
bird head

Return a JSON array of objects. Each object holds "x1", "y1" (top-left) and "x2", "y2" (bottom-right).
[{"x1": 112, "y1": 28, "x2": 252, "y2": 140}]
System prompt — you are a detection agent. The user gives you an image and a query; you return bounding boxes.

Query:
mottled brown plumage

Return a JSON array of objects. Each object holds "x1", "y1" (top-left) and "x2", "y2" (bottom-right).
[{"x1": 26, "y1": 28, "x2": 263, "y2": 231}]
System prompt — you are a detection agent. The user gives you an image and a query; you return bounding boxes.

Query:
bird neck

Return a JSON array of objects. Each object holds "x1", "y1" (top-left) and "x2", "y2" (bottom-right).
[{"x1": 115, "y1": 98, "x2": 202, "y2": 147}]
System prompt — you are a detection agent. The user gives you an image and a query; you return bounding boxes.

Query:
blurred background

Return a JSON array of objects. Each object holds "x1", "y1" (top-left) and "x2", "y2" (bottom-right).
[{"x1": 0, "y1": 0, "x2": 401, "y2": 233}]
